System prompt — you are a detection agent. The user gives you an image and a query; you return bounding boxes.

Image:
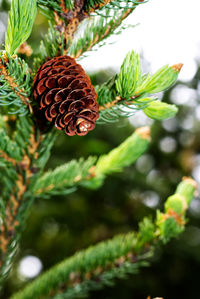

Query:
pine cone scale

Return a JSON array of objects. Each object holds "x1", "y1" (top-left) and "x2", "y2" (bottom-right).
[
  {"x1": 38, "y1": 67, "x2": 52, "y2": 80},
  {"x1": 57, "y1": 75, "x2": 76, "y2": 87},
  {"x1": 33, "y1": 56, "x2": 99, "y2": 136}
]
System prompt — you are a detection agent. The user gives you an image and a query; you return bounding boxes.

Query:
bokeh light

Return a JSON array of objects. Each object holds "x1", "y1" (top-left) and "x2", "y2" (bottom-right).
[{"x1": 18, "y1": 256, "x2": 42, "y2": 279}]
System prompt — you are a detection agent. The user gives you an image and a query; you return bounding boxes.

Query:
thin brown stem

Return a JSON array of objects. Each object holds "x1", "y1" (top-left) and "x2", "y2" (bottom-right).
[
  {"x1": 99, "y1": 95, "x2": 137, "y2": 111},
  {"x1": 54, "y1": 0, "x2": 88, "y2": 52},
  {"x1": 0, "y1": 150, "x2": 17, "y2": 167}
]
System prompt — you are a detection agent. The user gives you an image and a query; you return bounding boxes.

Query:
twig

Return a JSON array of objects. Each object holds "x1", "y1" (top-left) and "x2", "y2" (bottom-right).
[
  {"x1": 0, "y1": 128, "x2": 43, "y2": 282},
  {"x1": 0, "y1": 58, "x2": 32, "y2": 113}
]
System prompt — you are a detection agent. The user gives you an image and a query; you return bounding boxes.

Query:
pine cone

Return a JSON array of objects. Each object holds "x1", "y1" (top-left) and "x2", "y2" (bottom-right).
[{"x1": 33, "y1": 56, "x2": 99, "y2": 136}]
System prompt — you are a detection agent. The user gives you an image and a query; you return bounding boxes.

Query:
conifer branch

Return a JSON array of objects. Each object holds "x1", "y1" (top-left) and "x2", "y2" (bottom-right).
[
  {"x1": 5, "y1": 0, "x2": 37, "y2": 55},
  {"x1": 11, "y1": 177, "x2": 197, "y2": 299},
  {"x1": 0, "y1": 128, "x2": 20, "y2": 201},
  {"x1": 0, "y1": 62, "x2": 30, "y2": 110},
  {"x1": 85, "y1": 0, "x2": 147, "y2": 13},
  {"x1": 0, "y1": 121, "x2": 40, "y2": 283},
  {"x1": 0, "y1": 150, "x2": 17, "y2": 167},
  {"x1": 96, "y1": 51, "x2": 181, "y2": 123},
  {"x1": 86, "y1": 0, "x2": 113, "y2": 12},
  {"x1": 32, "y1": 126, "x2": 150, "y2": 197},
  {"x1": 35, "y1": 0, "x2": 146, "y2": 68},
  {"x1": 37, "y1": 0, "x2": 63, "y2": 14},
  {"x1": 33, "y1": 157, "x2": 97, "y2": 198},
  {"x1": 53, "y1": 1, "x2": 85, "y2": 45},
  {"x1": 83, "y1": 126, "x2": 151, "y2": 189},
  {"x1": 0, "y1": 117, "x2": 56, "y2": 285},
  {"x1": 69, "y1": 8, "x2": 134, "y2": 59},
  {"x1": 0, "y1": 53, "x2": 32, "y2": 115},
  {"x1": 37, "y1": 0, "x2": 74, "y2": 16},
  {"x1": 33, "y1": 23, "x2": 66, "y2": 73},
  {"x1": 0, "y1": 129, "x2": 21, "y2": 163}
]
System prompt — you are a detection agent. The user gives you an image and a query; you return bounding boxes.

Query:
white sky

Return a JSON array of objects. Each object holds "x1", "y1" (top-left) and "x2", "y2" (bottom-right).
[
  {"x1": 0, "y1": 0, "x2": 200, "y2": 82},
  {"x1": 81, "y1": 0, "x2": 200, "y2": 82}
]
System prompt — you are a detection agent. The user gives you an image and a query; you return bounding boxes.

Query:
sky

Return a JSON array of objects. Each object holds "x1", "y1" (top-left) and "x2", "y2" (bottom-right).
[
  {"x1": 80, "y1": 0, "x2": 200, "y2": 82},
  {"x1": 1, "y1": 0, "x2": 200, "y2": 83}
]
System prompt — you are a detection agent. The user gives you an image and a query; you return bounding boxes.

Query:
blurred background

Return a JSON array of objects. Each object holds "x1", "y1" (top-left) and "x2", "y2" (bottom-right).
[{"x1": 1, "y1": 0, "x2": 200, "y2": 298}]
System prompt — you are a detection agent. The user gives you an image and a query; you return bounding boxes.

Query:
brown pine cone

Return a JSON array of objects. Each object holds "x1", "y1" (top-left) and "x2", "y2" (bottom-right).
[{"x1": 33, "y1": 56, "x2": 99, "y2": 136}]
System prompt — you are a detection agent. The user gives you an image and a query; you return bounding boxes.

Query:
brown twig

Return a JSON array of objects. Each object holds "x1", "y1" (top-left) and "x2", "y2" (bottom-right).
[
  {"x1": 99, "y1": 95, "x2": 139, "y2": 111},
  {"x1": 54, "y1": 0, "x2": 87, "y2": 54},
  {"x1": 0, "y1": 150, "x2": 17, "y2": 167},
  {"x1": 0, "y1": 128, "x2": 43, "y2": 271}
]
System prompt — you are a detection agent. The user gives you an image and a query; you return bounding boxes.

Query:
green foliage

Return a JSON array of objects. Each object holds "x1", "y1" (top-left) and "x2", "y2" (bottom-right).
[
  {"x1": 135, "y1": 64, "x2": 182, "y2": 95},
  {"x1": 0, "y1": 53, "x2": 31, "y2": 115},
  {"x1": 97, "y1": 91, "x2": 149, "y2": 123},
  {"x1": 37, "y1": 0, "x2": 73, "y2": 12},
  {"x1": 13, "y1": 116, "x2": 34, "y2": 154},
  {"x1": 11, "y1": 231, "x2": 150, "y2": 299},
  {"x1": 143, "y1": 101, "x2": 178, "y2": 120},
  {"x1": 156, "y1": 212, "x2": 184, "y2": 244},
  {"x1": 33, "y1": 23, "x2": 66, "y2": 74},
  {"x1": 32, "y1": 128, "x2": 150, "y2": 195},
  {"x1": 37, "y1": 0, "x2": 74, "y2": 19},
  {"x1": 0, "y1": 124, "x2": 56, "y2": 285},
  {"x1": 34, "y1": 130, "x2": 57, "y2": 170},
  {"x1": 106, "y1": 0, "x2": 149, "y2": 10},
  {"x1": 96, "y1": 77, "x2": 117, "y2": 107},
  {"x1": 82, "y1": 127, "x2": 150, "y2": 189},
  {"x1": 0, "y1": 129, "x2": 21, "y2": 161},
  {"x1": 37, "y1": 0, "x2": 62, "y2": 13},
  {"x1": 136, "y1": 217, "x2": 155, "y2": 251},
  {"x1": 84, "y1": 0, "x2": 147, "y2": 12},
  {"x1": 0, "y1": 128, "x2": 19, "y2": 199},
  {"x1": 32, "y1": 157, "x2": 96, "y2": 198},
  {"x1": 156, "y1": 178, "x2": 197, "y2": 243},
  {"x1": 97, "y1": 51, "x2": 181, "y2": 123},
  {"x1": 69, "y1": 8, "x2": 134, "y2": 58},
  {"x1": 52, "y1": 261, "x2": 146, "y2": 299},
  {"x1": 0, "y1": 115, "x2": 7, "y2": 130},
  {"x1": 116, "y1": 51, "x2": 142, "y2": 99},
  {"x1": 65, "y1": 0, "x2": 74, "y2": 10},
  {"x1": 36, "y1": 0, "x2": 144, "y2": 65},
  {"x1": 117, "y1": 53, "x2": 181, "y2": 98},
  {"x1": 5, "y1": 0, "x2": 37, "y2": 55},
  {"x1": 95, "y1": 127, "x2": 150, "y2": 175},
  {"x1": 164, "y1": 195, "x2": 186, "y2": 214},
  {"x1": 84, "y1": 0, "x2": 101, "y2": 11},
  {"x1": 175, "y1": 178, "x2": 197, "y2": 205},
  {"x1": 12, "y1": 178, "x2": 196, "y2": 299}
]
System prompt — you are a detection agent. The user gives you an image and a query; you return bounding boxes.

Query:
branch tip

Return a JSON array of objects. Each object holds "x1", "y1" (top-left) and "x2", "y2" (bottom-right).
[
  {"x1": 171, "y1": 63, "x2": 183, "y2": 73},
  {"x1": 17, "y1": 42, "x2": 33, "y2": 57},
  {"x1": 182, "y1": 176, "x2": 198, "y2": 190},
  {"x1": 135, "y1": 126, "x2": 151, "y2": 141}
]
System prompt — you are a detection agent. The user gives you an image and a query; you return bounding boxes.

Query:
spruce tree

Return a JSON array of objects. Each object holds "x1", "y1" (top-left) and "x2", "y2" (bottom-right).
[{"x1": 0, "y1": 0, "x2": 197, "y2": 298}]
